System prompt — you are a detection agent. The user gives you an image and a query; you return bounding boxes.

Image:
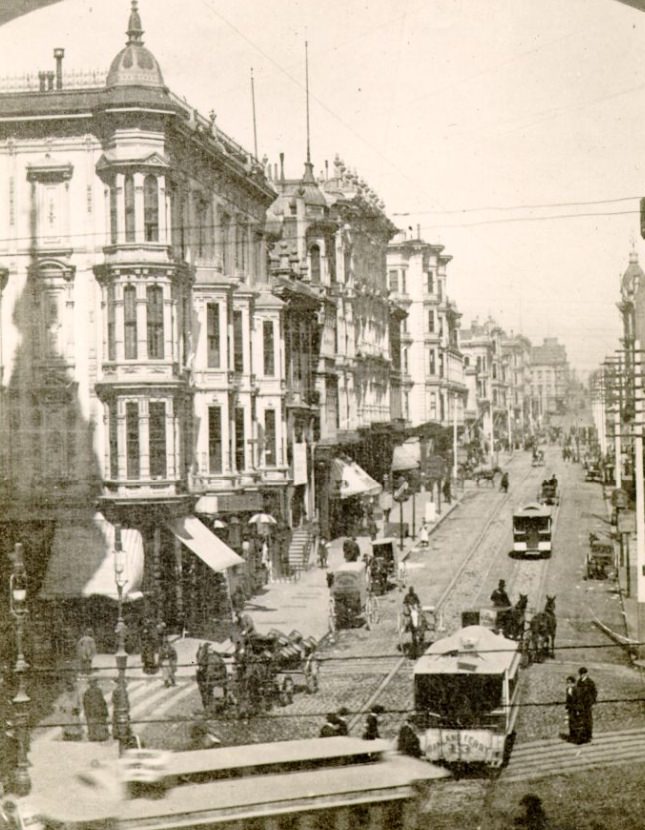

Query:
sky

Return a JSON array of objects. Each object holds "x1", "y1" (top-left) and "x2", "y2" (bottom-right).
[{"x1": 2, "y1": 0, "x2": 645, "y2": 376}]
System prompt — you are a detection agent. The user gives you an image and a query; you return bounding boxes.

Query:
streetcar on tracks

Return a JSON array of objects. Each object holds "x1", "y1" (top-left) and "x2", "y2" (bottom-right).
[
  {"x1": 413, "y1": 624, "x2": 521, "y2": 768},
  {"x1": 32, "y1": 737, "x2": 450, "y2": 830},
  {"x1": 512, "y1": 503, "x2": 552, "y2": 557}
]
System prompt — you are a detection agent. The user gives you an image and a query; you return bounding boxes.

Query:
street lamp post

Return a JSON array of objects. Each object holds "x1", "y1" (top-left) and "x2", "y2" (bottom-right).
[
  {"x1": 10, "y1": 542, "x2": 31, "y2": 796},
  {"x1": 113, "y1": 525, "x2": 131, "y2": 754}
]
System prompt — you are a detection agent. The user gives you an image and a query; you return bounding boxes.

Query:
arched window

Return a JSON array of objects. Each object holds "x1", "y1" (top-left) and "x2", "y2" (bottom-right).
[
  {"x1": 124, "y1": 174, "x2": 135, "y2": 242},
  {"x1": 144, "y1": 175, "x2": 159, "y2": 242},
  {"x1": 309, "y1": 244, "x2": 321, "y2": 282}
]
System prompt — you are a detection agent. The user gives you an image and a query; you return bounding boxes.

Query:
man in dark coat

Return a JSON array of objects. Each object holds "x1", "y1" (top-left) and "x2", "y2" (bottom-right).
[
  {"x1": 576, "y1": 667, "x2": 597, "y2": 743},
  {"x1": 335, "y1": 708, "x2": 349, "y2": 736},
  {"x1": 397, "y1": 715, "x2": 422, "y2": 758},
  {"x1": 362, "y1": 710, "x2": 380, "y2": 740},
  {"x1": 83, "y1": 678, "x2": 109, "y2": 742},
  {"x1": 490, "y1": 580, "x2": 511, "y2": 608}
]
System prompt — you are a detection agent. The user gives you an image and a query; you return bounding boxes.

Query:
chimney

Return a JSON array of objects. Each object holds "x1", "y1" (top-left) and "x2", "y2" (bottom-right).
[
  {"x1": 417, "y1": 223, "x2": 421, "y2": 240},
  {"x1": 279, "y1": 152, "x2": 285, "y2": 184},
  {"x1": 46, "y1": 71, "x2": 54, "y2": 91},
  {"x1": 325, "y1": 159, "x2": 329, "y2": 180},
  {"x1": 38, "y1": 71, "x2": 46, "y2": 92},
  {"x1": 53, "y1": 48, "x2": 64, "y2": 90}
]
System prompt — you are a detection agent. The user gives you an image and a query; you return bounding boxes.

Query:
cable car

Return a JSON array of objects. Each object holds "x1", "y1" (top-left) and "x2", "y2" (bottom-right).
[
  {"x1": 414, "y1": 624, "x2": 521, "y2": 767},
  {"x1": 512, "y1": 503, "x2": 552, "y2": 557}
]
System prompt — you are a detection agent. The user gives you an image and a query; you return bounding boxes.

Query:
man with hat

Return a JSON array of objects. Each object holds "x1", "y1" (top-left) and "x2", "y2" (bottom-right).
[
  {"x1": 490, "y1": 580, "x2": 511, "y2": 609},
  {"x1": 320, "y1": 713, "x2": 340, "y2": 737},
  {"x1": 575, "y1": 667, "x2": 597, "y2": 744},
  {"x1": 397, "y1": 714, "x2": 422, "y2": 758}
]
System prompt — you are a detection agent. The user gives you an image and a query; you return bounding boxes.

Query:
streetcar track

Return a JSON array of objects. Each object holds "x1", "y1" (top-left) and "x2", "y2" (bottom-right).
[{"x1": 348, "y1": 459, "x2": 539, "y2": 731}]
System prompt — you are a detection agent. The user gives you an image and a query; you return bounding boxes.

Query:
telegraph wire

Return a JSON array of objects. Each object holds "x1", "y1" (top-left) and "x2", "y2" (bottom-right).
[
  {"x1": 26, "y1": 694, "x2": 645, "y2": 731},
  {"x1": 393, "y1": 195, "x2": 642, "y2": 216},
  {"x1": 0, "y1": 204, "x2": 641, "y2": 253}
]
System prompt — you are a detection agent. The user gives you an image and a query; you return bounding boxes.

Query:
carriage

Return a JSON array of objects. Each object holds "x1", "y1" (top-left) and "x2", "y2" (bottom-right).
[
  {"x1": 585, "y1": 540, "x2": 615, "y2": 580},
  {"x1": 532, "y1": 450, "x2": 545, "y2": 467},
  {"x1": 414, "y1": 625, "x2": 521, "y2": 767},
  {"x1": 369, "y1": 537, "x2": 398, "y2": 594},
  {"x1": 538, "y1": 478, "x2": 559, "y2": 506},
  {"x1": 512, "y1": 503, "x2": 552, "y2": 557},
  {"x1": 329, "y1": 560, "x2": 379, "y2": 631},
  {"x1": 238, "y1": 629, "x2": 320, "y2": 708},
  {"x1": 585, "y1": 462, "x2": 603, "y2": 483},
  {"x1": 473, "y1": 466, "x2": 502, "y2": 486}
]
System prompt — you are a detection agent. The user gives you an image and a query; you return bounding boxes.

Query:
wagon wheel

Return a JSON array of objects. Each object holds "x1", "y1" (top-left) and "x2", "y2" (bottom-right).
[
  {"x1": 328, "y1": 596, "x2": 337, "y2": 635},
  {"x1": 304, "y1": 655, "x2": 319, "y2": 693},
  {"x1": 366, "y1": 593, "x2": 380, "y2": 628},
  {"x1": 396, "y1": 611, "x2": 407, "y2": 653}
]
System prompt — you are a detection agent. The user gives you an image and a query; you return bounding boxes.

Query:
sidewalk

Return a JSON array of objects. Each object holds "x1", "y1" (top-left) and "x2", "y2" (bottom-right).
[{"x1": 243, "y1": 488, "x2": 463, "y2": 642}]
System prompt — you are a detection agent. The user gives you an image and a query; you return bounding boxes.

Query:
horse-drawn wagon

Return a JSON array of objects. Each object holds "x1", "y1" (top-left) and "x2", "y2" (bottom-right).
[
  {"x1": 538, "y1": 477, "x2": 560, "y2": 506},
  {"x1": 397, "y1": 605, "x2": 439, "y2": 659},
  {"x1": 585, "y1": 538, "x2": 615, "y2": 580},
  {"x1": 368, "y1": 537, "x2": 398, "y2": 594},
  {"x1": 237, "y1": 629, "x2": 320, "y2": 709},
  {"x1": 329, "y1": 560, "x2": 379, "y2": 631}
]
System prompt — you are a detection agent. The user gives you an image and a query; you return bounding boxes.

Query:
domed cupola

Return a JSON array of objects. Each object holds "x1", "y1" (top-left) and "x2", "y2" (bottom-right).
[
  {"x1": 621, "y1": 248, "x2": 645, "y2": 300},
  {"x1": 106, "y1": 1, "x2": 165, "y2": 89}
]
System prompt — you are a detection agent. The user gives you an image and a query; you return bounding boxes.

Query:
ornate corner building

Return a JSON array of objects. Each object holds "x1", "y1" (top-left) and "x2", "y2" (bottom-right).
[{"x1": 0, "y1": 3, "x2": 286, "y2": 637}]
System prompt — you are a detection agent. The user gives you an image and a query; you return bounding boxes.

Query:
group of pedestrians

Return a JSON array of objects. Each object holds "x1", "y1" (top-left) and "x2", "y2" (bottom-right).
[
  {"x1": 319, "y1": 707, "x2": 423, "y2": 759},
  {"x1": 565, "y1": 667, "x2": 597, "y2": 744}
]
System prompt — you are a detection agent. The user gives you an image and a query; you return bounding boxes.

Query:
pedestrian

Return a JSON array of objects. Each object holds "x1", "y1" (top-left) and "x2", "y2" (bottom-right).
[
  {"x1": 336, "y1": 707, "x2": 349, "y2": 736},
  {"x1": 442, "y1": 477, "x2": 452, "y2": 504},
  {"x1": 231, "y1": 584, "x2": 246, "y2": 615},
  {"x1": 159, "y1": 638, "x2": 178, "y2": 687},
  {"x1": 513, "y1": 793, "x2": 549, "y2": 829},
  {"x1": 576, "y1": 667, "x2": 597, "y2": 743},
  {"x1": 326, "y1": 570, "x2": 334, "y2": 590},
  {"x1": 196, "y1": 642, "x2": 212, "y2": 712},
  {"x1": 362, "y1": 708, "x2": 380, "y2": 740},
  {"x1": 76, "y1": 628, "x2": 96, "y2": 675},
  {"x1": 59, "y1": 679, "x2": 83, "y2": 742},
  {"x1": 418, "y1": 520, "x2": 429, "y2": 548},
  {"x1": 83, "y1": 677, "x2": 109, "y2": 742},
  {"x1": 564, "y1": 674, "x2": 580, "y2": 743},
  {"x1": 500, "y1": 471, "x2": 509, "y2": 493},
  {"x1": 141, "y1": 619, "x2": 158, "y2": 675},
  {"x1": 320, "y1": 712, "x2": 340, "y2": 737},
  {"x1": 318, "y1": 536, "x2": 330, "y2": 569},
  {"x1": 397, "y1": 714, "x2": 422, "y2": 758},
  {"x1": 111, "y1": 681, "x2": 131, "y2": 743}
]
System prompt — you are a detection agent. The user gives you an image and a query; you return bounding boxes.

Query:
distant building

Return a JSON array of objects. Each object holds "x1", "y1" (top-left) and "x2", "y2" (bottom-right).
[
  {"x1": 502, "y1": 333, "x2": 534, "y2": 445},
  {"x1": 460, "y1": 318, "x2": 509, "y2": 457},
  {"x1": 386, "y1": 233, "x2": 467, "y2": 430},
  {"x1": 531, "y1": 337, "x2": 570, "y2": 420}
]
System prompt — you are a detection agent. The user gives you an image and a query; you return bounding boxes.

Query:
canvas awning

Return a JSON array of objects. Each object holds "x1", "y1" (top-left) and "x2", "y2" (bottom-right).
[
  {"x1": 392, "y1": 438, "x2": 421, "y2": 472},
  {"x1": 166, "y1": 516, "x2": 243, "y2": 571},
  {"x1": 40, "y1": 513, "x2": 144, "y2": 601},
  {"x1": 331, "y1": 458, "x2": 382, "y2": 499}
]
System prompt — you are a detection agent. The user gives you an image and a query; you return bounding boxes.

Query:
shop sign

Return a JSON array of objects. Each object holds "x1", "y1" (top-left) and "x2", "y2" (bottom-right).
[{"x1": 218, "y1": 492, "x2": 264, "y2": 513}]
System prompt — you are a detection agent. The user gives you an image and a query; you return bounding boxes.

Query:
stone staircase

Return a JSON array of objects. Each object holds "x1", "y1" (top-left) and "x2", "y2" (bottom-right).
[{"x1": 287, "y1": 525, "x2": 314, "y2": 575}]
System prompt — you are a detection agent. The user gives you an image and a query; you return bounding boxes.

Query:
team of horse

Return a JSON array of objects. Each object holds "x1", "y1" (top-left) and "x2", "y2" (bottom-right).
[{"x1": 494, "y1": 593, "x2": 556, "y2": 664}]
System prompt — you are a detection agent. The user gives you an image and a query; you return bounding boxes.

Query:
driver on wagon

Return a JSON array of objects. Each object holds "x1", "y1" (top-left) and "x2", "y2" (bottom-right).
[
  {"x1": 403, "y1": 586, "x2": 421, "y2": 611},
  {"x1": 490, "y1": 579, "x2": 511, "y2": 608}
]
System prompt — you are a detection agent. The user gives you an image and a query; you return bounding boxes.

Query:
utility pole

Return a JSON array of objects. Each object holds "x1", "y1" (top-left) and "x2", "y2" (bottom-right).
[
  {"x1": 452, "y1": 393, "x2": 458, "y2": 481},
  {"x1": 633, "y1": 342, "x2": 645, "y2": 658}
]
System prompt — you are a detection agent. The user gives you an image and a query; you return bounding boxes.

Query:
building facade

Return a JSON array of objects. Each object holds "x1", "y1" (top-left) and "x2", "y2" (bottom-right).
[
  {"x1": 0, "y1": 3, "x2": 286, "y2": 638},
  {"x1": 386, "y1": 234, "x2": 466, "y2": 431},
  {"x1": 530, "y1": 337, "x2": 570, "y2": 422}
]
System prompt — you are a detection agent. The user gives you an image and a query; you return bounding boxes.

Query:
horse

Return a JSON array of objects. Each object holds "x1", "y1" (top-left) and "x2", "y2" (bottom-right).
[
  {"x1": 498, "y1": 594, "x2": 528, "y2": 641},
  {"x1": 529, "y1": 596, "x2": 557, "y2": 661},
  {"x1": 402, "y1": 605, "x2": 428, "y2": 659},
  {"x1": 473, "y1": 466, "x2": 502, "y2": 487}
]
